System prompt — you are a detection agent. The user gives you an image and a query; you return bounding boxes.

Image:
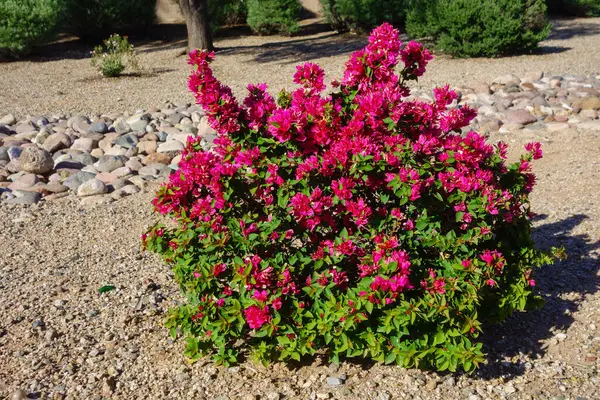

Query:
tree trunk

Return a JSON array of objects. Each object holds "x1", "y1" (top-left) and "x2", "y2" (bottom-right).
[{"x1": 179, "y1": 0, "x2": 213, "y2": 52}]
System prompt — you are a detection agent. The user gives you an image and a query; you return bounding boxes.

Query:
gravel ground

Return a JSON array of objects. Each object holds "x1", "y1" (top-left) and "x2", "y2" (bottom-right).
[
  {"x1": 1, "y1": 18, "x2": 600, "y2": 118},
  {"x1": 0, "y1": 128, "x2": 599, "y2": 400}
]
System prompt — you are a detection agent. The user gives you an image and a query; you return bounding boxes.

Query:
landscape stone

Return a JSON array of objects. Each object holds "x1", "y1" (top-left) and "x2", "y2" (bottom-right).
[
  {"x1": 493, "y1": 73, "x2": 521, "y2": 87},
  {"x1": 63, "y1": 171, "x2": 96, "y2": 191},
  {"x1": 144, "y1": 152, "x2": 171, "y2": 165},
  {"x1": 19, "y1": 147, "x2": 54, "y2": 174},
  {"x1": 71, "y1": 137, "x2": 97, "y2": 153},
  {"x1": 8, "y1": 147, "x2": 23, "y2": 160},
  {"x1": 157, "y1": 140, "x2": 184, "y2": 153},
  {"x1": 126, "y1": 114, "x2": 150, "y2": 132},
  {"x1": 580, "y1": 95, "x2": 600, "y2": 110},
  {"x1": 114, "y1": 134, "x2": 139, "y2": 149},
  {"x1": 4, "y1": 189, "x2": 41, "y2": 204},
  {"x1": 8, "y1": 173, "x2": 39, "y2": 191},
  {"x1": 94, "y1": 155, "x2": 126, "y2": 172},
  {"x1": 89, "y1": 122, "x2": 109, "y2": 134},
  {"x1": 137, "y1": 140, "x2": 158, "y2": 155},
  {"x1": 77, "y1": 178, "x2": 107, "y2": 196},
  {"x1": 0, "y1": 147, "x2": 9, "y2": 162},
  {"x1": 43, "y1": 132, "x2": 72, "y2": 152},
  {"x1": 504, "y1": 109, "x2": 538, "y2": 125},
  {"x1": 90, "y1": 148, "x2": 104, "y2": 158},
  {"x1": 0, "y1": 114, "x2": 16, "y2": 125}
]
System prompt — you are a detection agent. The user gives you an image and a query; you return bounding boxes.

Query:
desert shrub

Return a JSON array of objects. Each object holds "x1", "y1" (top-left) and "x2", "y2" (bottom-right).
[
  {"x1": 406, "y1": 0, "x2": 551, "y2": 58},
  {"x1": 547, "y1": 0, "x2": 600, "y2": 16},
  {"x1": 209, "y1": 0, "x2": 248, "y2": 29},
  {"x1": 320, "y1": 0, "x2": 407, "y2": 32},
  {"x1": 144, "y1": 23, "x2": 560, "y2": 371},
  {"x1": 246, "y1": 0, "x2": 301, "y2": 35},
  {"x1": 91, "y1": 34, "x2": 139, "y2": 77},
  {"x1": 0, "y1": 0, "x2": 63, "y2": 57},
  {"x1": 63, "y1": 0, "x2": 157, "y2": 40}
]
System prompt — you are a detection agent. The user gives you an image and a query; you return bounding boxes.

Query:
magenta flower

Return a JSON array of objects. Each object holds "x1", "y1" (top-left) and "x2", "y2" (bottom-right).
[{"x1": 244, "y1": 305, "x2": 271, "y2": 329}]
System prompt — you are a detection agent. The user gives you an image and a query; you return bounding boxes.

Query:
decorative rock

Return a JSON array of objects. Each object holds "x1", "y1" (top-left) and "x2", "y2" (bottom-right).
[
  {"x1": 89, "y1": 121, "x2": 108, "y2": 134},
  {"x1": 112, "y1": 166, "x2": 132, "y2": 178},
  {"x1": 157, "y1": 140, "x2": 184, "y2": 153},
  {"x1": 90, "y1": 148, "x2": 104, "y2": 158},
  {"x1": 493, "y1": 73, "x2": 521, "y2": 87},
  {"x1": 8, "y1": 174, "x2": 39, "y2": 191},
  {"x1": 4, "y1": 189, "x2": 41, "y2": 204},
  {"x1": 547, "y1": 122, "x2": 571, "y2": 132},
  {"x1": 504, "y1": 109, "x2": 538, "y2": 125},
  {"x1": 8, "y1": 147, "x2": 23, "y2": 160},
  {"x1": 95, "y1": 172, "x2": 119, "y2": 184},
  {"x1": 19, "y1": 147, "x2": 54, "y2": 174},
  {"x1": 137, "y1": 140, "x2": 158, "y2": 155},
  {"x1": 144, "y1": 152, "x2": 171, "y2": 165},
  {"x1": 114, "y1": 134, "x2": 139, "y2": 149},
  {"x1": 71, "y1": 137, "x2": 97, "y2": 153},
  {"x1": 124, "y1": 157, "x2": 142, "y2": 170},
  {"x1": 111, "y1": 184, "x2": 141, "y2": 199},
  {"x1": 0, "y1": 146, "x2": 10, "y2": 162},
  {"x1": 43, "y1": 132, "x2": 72, "y2": 153},
  {"x1": 94, "y1": 155, "x2": 126, "y2": 172},
  {"x1": 1, "y1": 114, "x2": 17, "y2": 125},
  {"x1": 11, "y1": 389, "x2": 28, "y2": 400},
  {"x1": 126, "y1": 114, "x2": 150, "y2": 132},
  {"x1": 114, "y1": 119, "x2": 131, "y2": 134},
  {"x1": 77, "y1": 178, "x2": 107, "y2": 196},
  {"x1": 44, "y1": 183, "x2": 68, "y2": 193},
  {"x1": 580, "y1": 95, "x2": 600, "y2": 110},
  {"x1": 522, "y1": 70, "x2": 544, "y2": 82},
  {"x1": 63, "y1": 171, "x2": 96, "y2": 191},
  {"x1": 326, "y1": 377, "x2": 345, "y2": 386}
]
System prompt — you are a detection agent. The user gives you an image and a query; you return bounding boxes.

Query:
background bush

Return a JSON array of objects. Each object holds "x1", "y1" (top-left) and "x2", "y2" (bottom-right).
[
  {"x1": 320, "y1": 0, "x2": 407, "y2": 32},
  {"x1": 546, "y1": 0, "x2": 600, "y2": 16},
  {"x1": 246, "y1": 0, "x2": 301, "y2": 35},
  {"x1": 209, "y1": 0, "x2": 248, "y2": 29},
  {"x1": 0, "y1": 0, "x2": 63, "y2": 57},
  {"x1": 406, "y1": 0, "x2": 551, "y2": 58},
  {"x1": 63, "y1": 0, "x2": 157, "y2": 40}
]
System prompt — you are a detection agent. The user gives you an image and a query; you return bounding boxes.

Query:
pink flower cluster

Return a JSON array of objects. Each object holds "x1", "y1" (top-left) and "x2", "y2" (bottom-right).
[{"x1": 151, "y1": 23, "x2": 543, "y2": 334}]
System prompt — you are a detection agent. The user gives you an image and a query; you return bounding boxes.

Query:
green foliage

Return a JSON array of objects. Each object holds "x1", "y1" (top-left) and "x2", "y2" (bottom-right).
[
  {"x1": 63, "y1": 0, "x2": 157, "y2": 40},
  {"x1": 246, "y1": 0, "x2": 301, "y2": 35},
  {"x1": 209, "y1": 0, "x2": 248, "y2": 29},
  {"x1": 406, "y1": 0, "x2": 551, "y2": 58},
  {"x1": 0, "y1": 0, "x2": 63, "y2": 57},
  {"x1": 547, "y1": 0, "x2": 600, "y2": 16},
  {"x1": 90, "y1": 34, "x2": 140, "y2": 77},
  {"x1": 320, "y1": 0, "x2": 407, "y2": 32}
]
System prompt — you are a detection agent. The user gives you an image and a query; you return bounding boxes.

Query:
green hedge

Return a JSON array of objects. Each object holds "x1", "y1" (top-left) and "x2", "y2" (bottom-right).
[
  {"x1": 63, "y1": 0, "x2": 157, "y2": 40},
  {"x1": 0, "y1": 0, "x2": 63, "y2": 57},
  {"x1": 406, "y1": 0, "x2": 550, "y2": 58},
  {"x1": 320, "y1": 0, "x2": 407, "y2": 32},
  {"x1": 246, "y1": 0, "x2": 301, "y2": 35},
  {"x1": 209, "y1": 0, "x2": 247, "y2": 29},
  {"x1": 546, "y1": 0, "x2": 600, "y2": 16}
]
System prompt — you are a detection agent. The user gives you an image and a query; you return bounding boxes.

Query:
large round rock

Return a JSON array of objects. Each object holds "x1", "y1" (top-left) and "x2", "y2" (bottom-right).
[{"x1": 19, "y1": 147, "x2": 54, "y2": 174}]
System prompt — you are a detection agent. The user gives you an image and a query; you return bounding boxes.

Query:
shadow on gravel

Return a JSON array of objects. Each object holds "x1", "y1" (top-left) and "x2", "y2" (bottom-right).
[
  {"x1": 549, "y1": 18, "x2": 600, "y2": 40},
  {"x1": 475, "y1": 213, "x2": 600, "y2": 380},
  {"x1": 217, "y1": 33, "x2": 367, "y2": 65}
]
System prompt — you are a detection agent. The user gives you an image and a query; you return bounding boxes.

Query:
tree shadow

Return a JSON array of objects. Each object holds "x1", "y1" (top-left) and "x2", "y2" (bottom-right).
[
  {"x1": 474, "y1": 213, "x2": 599, "y2": 380},
  {"x1": 216, "y1": 32, "x2": 367, "y2": 65},
  {"x1": 548, "y1": 18, "x2": 600, "y2": 40}
]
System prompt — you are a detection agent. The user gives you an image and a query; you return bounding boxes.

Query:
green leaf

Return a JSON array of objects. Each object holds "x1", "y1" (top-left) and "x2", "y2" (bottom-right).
[{"x1": 98, "y1": 285, "x2": 116, "y2": 294}]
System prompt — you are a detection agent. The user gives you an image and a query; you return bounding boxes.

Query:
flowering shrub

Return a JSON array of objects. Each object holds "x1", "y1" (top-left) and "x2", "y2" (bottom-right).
[
  {"x1": 144, "y1": 23, "x2": 561, "y2": 372},
  {"x1": 91, "y1": 34, "x2": 139, "y2": 77}
]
